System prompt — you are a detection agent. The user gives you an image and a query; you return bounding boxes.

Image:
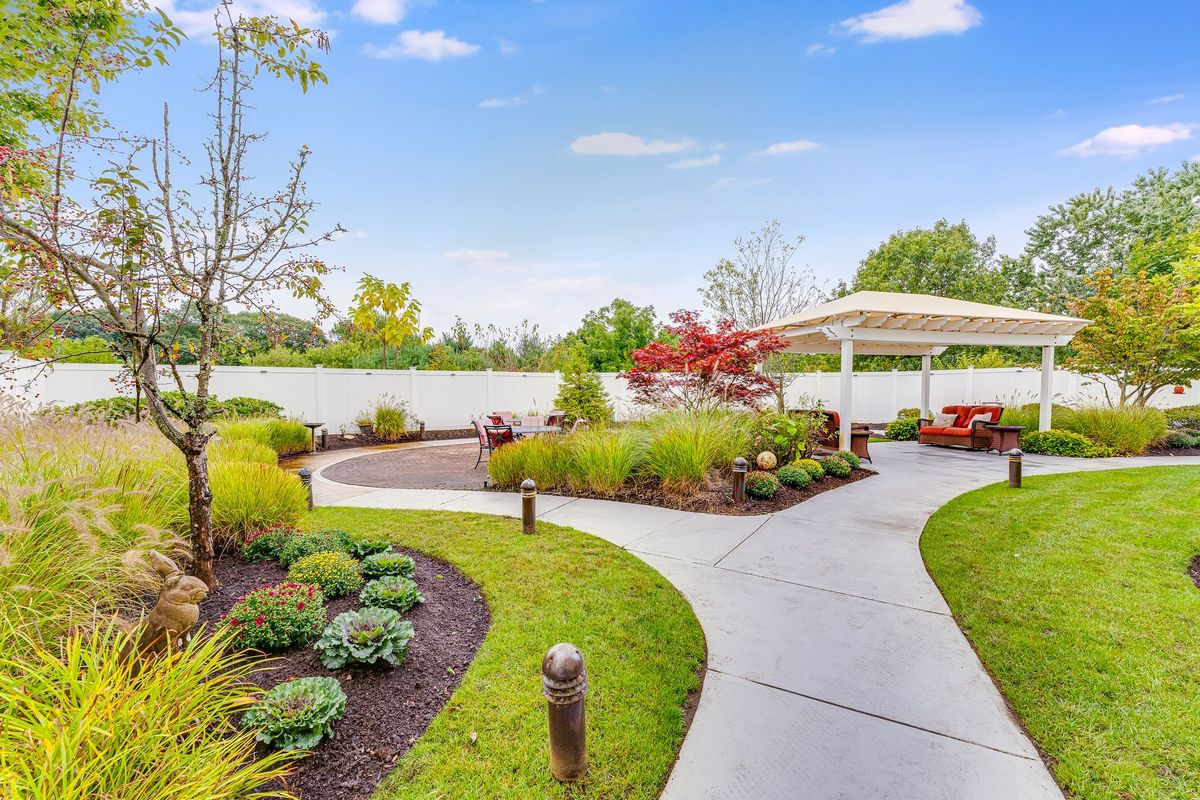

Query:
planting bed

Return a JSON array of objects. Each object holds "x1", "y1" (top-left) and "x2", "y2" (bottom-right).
[
  {"x1": 197, "y1": 549, "x2": 489, "y2": 800},
  {"x1": 530, "y1": 467, "x2": 876, "y2": 515}
]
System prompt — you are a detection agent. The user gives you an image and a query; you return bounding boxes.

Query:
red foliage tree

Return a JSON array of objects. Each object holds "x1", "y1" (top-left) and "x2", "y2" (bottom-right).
[{"x1": 621, "y1": 310, "x2": 786, "y2": 410}]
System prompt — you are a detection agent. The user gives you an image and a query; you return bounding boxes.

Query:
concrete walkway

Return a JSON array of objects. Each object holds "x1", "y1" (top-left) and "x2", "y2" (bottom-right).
[{"x1": 306, "y1": 442, "x2": 1200, "y2": 799}]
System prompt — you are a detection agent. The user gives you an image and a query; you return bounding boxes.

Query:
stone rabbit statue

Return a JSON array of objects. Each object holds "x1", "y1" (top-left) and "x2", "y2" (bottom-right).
[{"x1": 137, "y1": 551, "x2": 210, "y2": 657}]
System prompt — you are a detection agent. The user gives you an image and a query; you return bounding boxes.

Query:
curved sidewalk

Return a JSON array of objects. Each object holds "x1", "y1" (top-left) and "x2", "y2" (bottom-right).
[{"x1": 308, "y1": 443, "x2": 1200, "y2": 799}]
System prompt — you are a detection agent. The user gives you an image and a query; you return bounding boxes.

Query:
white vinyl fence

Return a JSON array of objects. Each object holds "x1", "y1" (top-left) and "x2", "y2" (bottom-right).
[{"x1": 2, "y1": 356, "x2": 1196, "y2": 431}]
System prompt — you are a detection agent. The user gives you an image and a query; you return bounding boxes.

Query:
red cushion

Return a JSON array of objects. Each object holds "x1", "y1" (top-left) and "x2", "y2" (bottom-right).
[
  {"x1": 829, "y1": 411, "x2": 840, "y2": 427},
  {"x1": 971, "y1": 406, "x2": 1003, "y2": 423},
  {"x1": 921, "y1": 425, "x2": 971, "y2": 437}
]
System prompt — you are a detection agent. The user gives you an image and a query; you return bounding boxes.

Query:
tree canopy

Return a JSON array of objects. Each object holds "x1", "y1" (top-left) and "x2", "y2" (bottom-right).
[{"x1": 573, "y1": 298, "x2": 658, "y2": 372}]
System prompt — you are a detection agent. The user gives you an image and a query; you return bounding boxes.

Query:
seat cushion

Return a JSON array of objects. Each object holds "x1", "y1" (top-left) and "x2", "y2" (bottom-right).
[{"x1": 920, "y1": 425, "x2": 972, "y2": 437}]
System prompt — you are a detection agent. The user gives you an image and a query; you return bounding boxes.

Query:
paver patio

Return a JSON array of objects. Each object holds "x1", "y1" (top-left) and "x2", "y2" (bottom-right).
[{"x1": 303, "y1": 441, "x2": 1200, "y2": 799}]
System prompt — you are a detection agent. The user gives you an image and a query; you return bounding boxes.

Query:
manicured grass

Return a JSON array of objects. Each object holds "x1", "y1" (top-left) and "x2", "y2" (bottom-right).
[
  {"x1": 305, "y1": 507, "x2": 706, "y2": 800},
  {"x1": 921, "y1": 466, "x2": 1200, "y2": 800}
]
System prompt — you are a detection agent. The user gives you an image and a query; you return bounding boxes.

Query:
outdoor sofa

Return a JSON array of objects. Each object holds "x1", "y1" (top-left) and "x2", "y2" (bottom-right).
[{"x1": 918, "y1": 404, "x2": 1004, "y2": 451}]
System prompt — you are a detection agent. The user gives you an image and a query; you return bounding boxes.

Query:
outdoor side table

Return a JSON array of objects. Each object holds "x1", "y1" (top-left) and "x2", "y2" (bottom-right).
[{"x1": 986, "y1": 424, "x2": 1024, "y2": 455}]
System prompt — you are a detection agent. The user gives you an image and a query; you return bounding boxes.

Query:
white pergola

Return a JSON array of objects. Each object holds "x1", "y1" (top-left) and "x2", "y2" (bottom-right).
[{"x1": 756, "y1": 291, "x2": 1091, "y2": 450}]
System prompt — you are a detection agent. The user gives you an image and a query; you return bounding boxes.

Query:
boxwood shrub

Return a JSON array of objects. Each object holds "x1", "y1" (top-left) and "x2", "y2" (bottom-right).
[
  {"x1": 819, "y1": 455, "x2": 851, "y2": 478},
  {"x1": 744, "y1": 470, "x2": 780, "y2": 500},
  {"x1": 1164, "y1": 430, "x2": 1200, "y2": 449},
  {"x1": 242, "y1": 676, "x2": 346, "y2": 750},
  {"x1": 792, "y1": 458, "x2": 824, "y2": 480},
  {"x1": 775, "y1": 464, "x2": 811, "y2": 489},
  {"x1": 884, "y1": 418, "x2": 919, "y2": 441},
  {"x1": 1021, "y1": 429, "x2": 1111, "y2": 458},
  {"x1": 832, "y1": 450, "x2": 861, "y2": 469}
]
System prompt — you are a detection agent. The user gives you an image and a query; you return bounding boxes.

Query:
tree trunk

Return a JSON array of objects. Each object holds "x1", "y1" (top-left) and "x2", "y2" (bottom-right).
[{"x1": 183, "y1": 440, "x2": 215, "y2": 587}]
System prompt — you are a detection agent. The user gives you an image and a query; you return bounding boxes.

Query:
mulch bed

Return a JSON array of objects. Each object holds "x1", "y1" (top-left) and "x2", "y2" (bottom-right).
[
  {"x1": 1189, "y1": 555, "x2": 1200, "y2": 591},
  {"x1": 280, "y1": 428, "x2": 474, "y2": 460},
  {"x1": 529, "y1": 468, "x2": 876, "y2": 516},
  {"x1": 197, "y1": 549, "x2": 489, "y2": 800},
  {"x1": 1145, "y1": 446, "x2": 1200, "y2": 457}
]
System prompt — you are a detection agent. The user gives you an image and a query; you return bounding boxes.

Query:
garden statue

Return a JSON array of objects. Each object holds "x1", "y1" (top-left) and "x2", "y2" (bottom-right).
[
  {"x1": 137, "y1": 551, "x2": 209, "y2": 656},
  {"x1": 756, "y1": 451, "x2": 778, "y2": 470}
]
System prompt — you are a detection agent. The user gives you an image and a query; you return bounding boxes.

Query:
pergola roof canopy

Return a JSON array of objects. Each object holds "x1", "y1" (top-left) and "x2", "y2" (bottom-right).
[{"x1": 756, "y1": 291, "x2": 1090, "y2": 355}]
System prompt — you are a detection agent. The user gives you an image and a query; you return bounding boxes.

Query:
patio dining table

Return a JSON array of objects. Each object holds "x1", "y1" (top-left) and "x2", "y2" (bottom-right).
[{"x1": 511, "y1": 425, "x2": 563, "y2": 438}]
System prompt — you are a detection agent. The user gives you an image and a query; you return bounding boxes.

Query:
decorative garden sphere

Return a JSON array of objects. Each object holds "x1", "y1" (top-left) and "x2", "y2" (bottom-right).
[{"x1": 756, "y1": 451, "x2": 777, "y2": 470}]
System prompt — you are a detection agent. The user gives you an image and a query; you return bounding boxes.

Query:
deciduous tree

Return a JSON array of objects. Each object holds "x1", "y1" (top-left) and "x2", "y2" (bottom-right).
[
  {"x1": 350, "y1": 275, "x2": 433, "y2": 370},
  {"x1": 622, "y1": 310, "x2": 784, "y2": 411},
  {"x1": 1066, "y1": 267, "x2": 1200, "y2": 407},
  {"x1": 1, "y1": 12, "x2": 336, "y2": 585}
]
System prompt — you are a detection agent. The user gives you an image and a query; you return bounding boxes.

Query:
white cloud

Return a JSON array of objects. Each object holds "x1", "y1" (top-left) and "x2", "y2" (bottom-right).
[
  {"x1": 805, "y1": 43, "x2": 836, "y2": 57},
  {"x1": 479, "y1": 85, "x2": 546, "y2": 109},
  {"x1": 526, "y1": 276, "x2": 606, "y2": 291},
  {"x1": 841, "y1": 0, "x2": 982, "y2": 42},
  {"x1": 364, "y1": 29, "x2": 480, "y2": 61},
  {"x1": 747, "y1": 177, "x2": 773, "y2": 186},
  {"x1": 159, "y1": 0, "x2": 326, "y2": 36},
  {"x1": 756, "y1": 139, "x2": 820, "y2": 156},
  {"x1": 1149, "y1": 93, "x2": 1185, "y2": 105},
  {"x1": 1059, "y1": 123, "x2": 1195, "y2": 159},
  {"x1": 498, "y1": 38, "x2": 519, "y2": 55},
  {"x1": 710, "y1": 176, "x2": 737, "y2": 190},
  {"x1": 351, "y1": 0, "x2": 407, "y2": 24},
  {"x1": 1046, "y1": 108, "x2": 1067, "y2": 120},
  {"x1": 600, "y1": 85, "x2": 619, "y2": 93},
  {"x1": 667, "y1": 153, "x2": 720, "y2": 169},
  {"x1": 570, "y1": 132, "x2": 694, "y2": 156}
]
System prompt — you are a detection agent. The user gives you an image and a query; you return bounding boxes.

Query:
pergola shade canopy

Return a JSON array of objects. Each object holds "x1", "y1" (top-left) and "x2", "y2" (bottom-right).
[
  {"x1": 756, "y1": 291, "x2": 1092, "y2": 449},
  {"x1": 756, "y1": 291, "x2": 1090, "y2": 355}
]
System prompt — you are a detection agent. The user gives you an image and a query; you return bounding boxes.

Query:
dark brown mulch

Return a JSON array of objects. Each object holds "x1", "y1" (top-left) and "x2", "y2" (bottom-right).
[
  {"x1": 533, "y1": 468, "x2": 877, "y2": 515},
  {"x1": 1145, "y1": 446, "x2": 1200, "y2": 457},
  {"x1": 197, "y1": 549, "x2": 489, "y2": 800},
  {"x1": 1188, "y1": 555, "x2": 1200, "y2": 591},
  {"x1": 279, "y1": 428, "x2": 474, "y2": 461}
]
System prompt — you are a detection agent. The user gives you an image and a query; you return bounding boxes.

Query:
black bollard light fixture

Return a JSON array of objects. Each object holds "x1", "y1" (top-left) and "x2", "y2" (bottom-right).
[
  {"x1": 1007, "y1": 448, "x2": 1023, "y2": 488},
  {"x1": 732, "y1": 457, "x2": 749, "y2": 503},
  {"x1": 521, "y1": 478, "x2": 537, "y2": 534},
  {"x1": 298, "y1": 467, "x2": 314, "y2": 509},
  {"x1": 543, "y1": 643, "x2": 588, "y2": 782}
]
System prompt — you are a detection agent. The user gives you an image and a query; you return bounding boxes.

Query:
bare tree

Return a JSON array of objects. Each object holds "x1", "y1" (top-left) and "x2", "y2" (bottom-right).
[
  {"x1": 1, "y1": 12, "x2": 337, "y2": 585},
  {"x1": 700, "y1": 220, "x2": 825, "y2": 409}
]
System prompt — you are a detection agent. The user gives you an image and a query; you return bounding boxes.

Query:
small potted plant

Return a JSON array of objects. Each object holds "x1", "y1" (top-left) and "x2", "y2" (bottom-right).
[{"x1": 355, "y1": 411, "x2": 374, "y2": 436}]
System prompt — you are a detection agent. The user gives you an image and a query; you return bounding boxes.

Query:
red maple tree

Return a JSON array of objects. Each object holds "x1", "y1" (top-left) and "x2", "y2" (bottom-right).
[{"x1": 621, "y1": 310, "x2": 785, "y2": 410}]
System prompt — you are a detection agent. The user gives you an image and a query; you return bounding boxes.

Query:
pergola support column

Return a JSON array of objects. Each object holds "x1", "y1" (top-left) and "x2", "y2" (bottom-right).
[
  {"x1": 839, "y1": 338, "x2": 853, "y2": 451},
  {"x1": 920, "y1": 354, "x2": 931, "y2": 418},
  {"x1": 1039, "y1": 345, "x2": 1054, "y2": 431}
]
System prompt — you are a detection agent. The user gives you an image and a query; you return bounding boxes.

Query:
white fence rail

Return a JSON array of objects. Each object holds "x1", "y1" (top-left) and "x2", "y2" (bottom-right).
[{"x1": 3, "y1": 357, "x2": 1196, "y2": 431}]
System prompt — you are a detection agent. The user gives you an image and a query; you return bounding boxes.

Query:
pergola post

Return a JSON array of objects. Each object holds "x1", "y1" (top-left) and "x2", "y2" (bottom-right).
[
  {"x1": 839, "y1": 338, "x2": 853, "y2": 451},
  {"x1": 1039, "y1": 345, "x2": 1055, "y2": 431},
  {"x1": 920, "y1": 354, "x2": 931, "y2": 418}
]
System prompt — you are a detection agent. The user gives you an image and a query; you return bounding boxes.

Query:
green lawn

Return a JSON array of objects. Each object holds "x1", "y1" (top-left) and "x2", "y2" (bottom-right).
[
  {"x1": 922, "y1": 466, "x2": 1200, "y2": 799},
  {"x1": 305, "y1": 507, "x2": 705, "y2": 800}
]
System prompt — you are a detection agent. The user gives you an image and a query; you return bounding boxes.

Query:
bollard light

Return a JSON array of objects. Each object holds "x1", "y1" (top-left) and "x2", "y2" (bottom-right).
[
  {"x1": 319, "y1": 427, "x2": 328, "y2": 450},
  {"x1": 732, "y1": 457, "x2": 749, "y2": 504},
  {"x1": 298, "y1": 467, "x2": 314, "y2": 509},
  {"x1": 543, "y1": 643, "x2": 588, "y2": 782},
  {"x1": 1007, "y1": 449, "x2": 1023, "y2": 489},
  {"x1": 521, "y1": 479, "x2": 537, "y2": 535}
]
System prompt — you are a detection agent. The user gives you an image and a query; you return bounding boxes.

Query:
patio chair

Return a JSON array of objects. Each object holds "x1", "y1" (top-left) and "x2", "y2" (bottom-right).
[
  {"x1": 813, "y1": 410, "x2": 873, "y2": 463},
  {"x1": 487, "y1": 411, "x2": 514, "y2": 425},
  {"x1": 546, "y1": 410, "x2": 566, "y2": 428},
  {"x1": 474, "y1": 420, "x2": 515, "y2": 468},
  {"x1": 568, "y1": 418, "x2": 589, "y2": 434}
]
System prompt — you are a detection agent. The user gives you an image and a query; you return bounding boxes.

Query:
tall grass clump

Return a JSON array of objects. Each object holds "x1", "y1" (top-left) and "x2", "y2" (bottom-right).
[
  {"x1": 210, "y1": 437, "x2": 277, "y2": 466},
  {"x1": 210, "y1": 462, "x2": 308, "y2": 547},
  {"x1": 569, "y1": 428, "x2": 645, "y2": 496},
  {"x1": 215, "y1": 417, "x2": 310, "y2": 455},
  {"x1": 0, "y1": 623, "x2": 299, "y2": 799},
  {"x1": 1056, "y1": 404, "x2": 1168, "y2": 456},
  {"x1": 373, "y1": 396, "x2": 413, "y2": 441},
  {"x1": 642, "y1": 410, "x2": 751, "y2": 494},
  {"x1": 485, "y1": 434, "x2": 575, "y2": 490}
]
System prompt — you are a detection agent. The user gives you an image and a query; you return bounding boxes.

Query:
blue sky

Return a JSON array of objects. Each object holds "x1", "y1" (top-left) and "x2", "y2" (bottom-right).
[{"x1": 102, "y1": 0, "x2": 1200, "y2": 335}]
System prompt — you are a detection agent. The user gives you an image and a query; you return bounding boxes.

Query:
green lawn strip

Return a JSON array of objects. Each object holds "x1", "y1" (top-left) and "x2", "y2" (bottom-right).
[
  {"x1": 305, "y1": 507, "x2": 705, "y2": 800},
  {"x1": 921, "y1": 466, "x2": 1200, "y2": 800}
]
